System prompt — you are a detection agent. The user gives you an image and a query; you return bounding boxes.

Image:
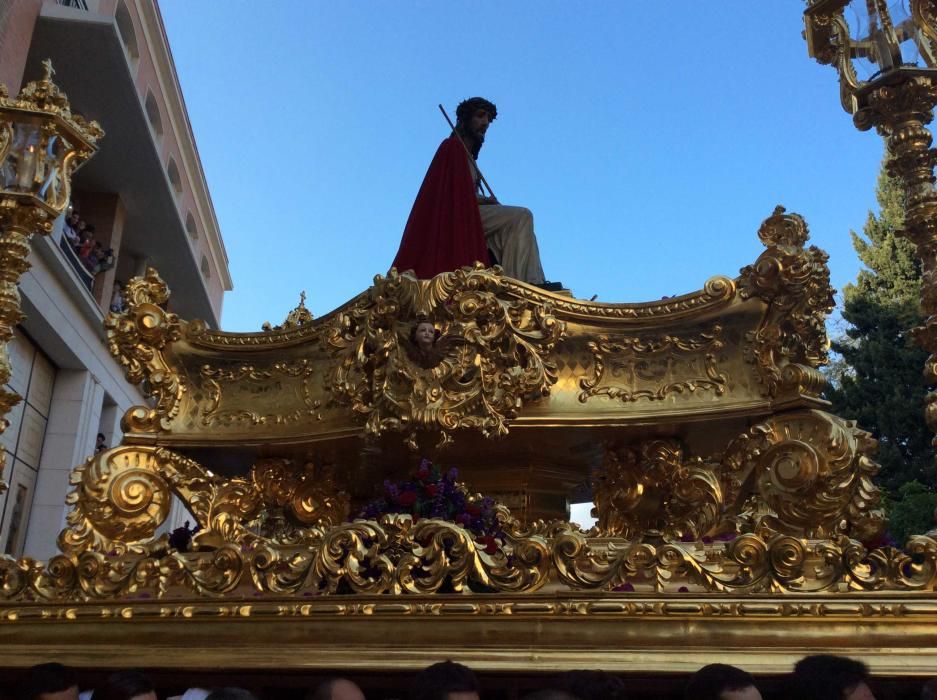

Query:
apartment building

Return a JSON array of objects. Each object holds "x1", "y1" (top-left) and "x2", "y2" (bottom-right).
[{"x1": 0, "y1": 0, "x2": 231, "y2": 560}]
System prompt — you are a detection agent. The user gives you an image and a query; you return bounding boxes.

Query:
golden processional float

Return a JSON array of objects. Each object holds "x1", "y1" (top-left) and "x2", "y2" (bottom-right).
[{"x1": 3, "y1": 1, "x2": 937, "y2": 684}]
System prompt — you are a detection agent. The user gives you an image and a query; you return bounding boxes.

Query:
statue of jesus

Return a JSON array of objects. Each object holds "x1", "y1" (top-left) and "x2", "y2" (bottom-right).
[{"x1": 391, "y1": 97, "x2": 551, "y2": 287}]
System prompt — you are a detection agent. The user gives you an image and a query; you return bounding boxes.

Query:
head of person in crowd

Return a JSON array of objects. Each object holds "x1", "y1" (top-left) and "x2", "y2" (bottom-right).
[
  {"x1": 789, "y1": 655, "x2": 875, "y2": 700},
  {"x1": 684, "y1": 664, "x2": 761, "y2": 700},
  {"x1": 307, "y1": 678, "x2": 365, "y2": 700},
  {"x1": 15, "y1": 663, "x2": 80, "y2": 700},
  {"x1": 559, "y1": 670, "x2": 627, "y2": 700},
  {"x1": 410, "y1": 661, "x2": 480, "y2": 700},
  {"x1": 520, "y1": 691, "x2": 581, "y2": 700},
  {"x1": 92, "y1": 670, "x2": 156, "y2": 700},
  {"x1": 204, "y1": 690, "x2": 259, "y2": 700}
]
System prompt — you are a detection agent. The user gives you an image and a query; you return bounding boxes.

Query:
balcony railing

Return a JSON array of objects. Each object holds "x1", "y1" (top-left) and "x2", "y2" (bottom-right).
[
  {"x1": 56, "y1": 0, "x2": 90, "y2": 9},
  {"x1": 58, "y1": 236, "x2": 95, "y2": 291}
]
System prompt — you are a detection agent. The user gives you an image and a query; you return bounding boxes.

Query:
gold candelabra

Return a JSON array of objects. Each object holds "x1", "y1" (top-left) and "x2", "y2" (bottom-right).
[
  {"x1": 804, "y1": 0, "x2": 937, "y2": 446},
  {"x1": 0, "y1": 60, "x2": 102, "y2": 492}
]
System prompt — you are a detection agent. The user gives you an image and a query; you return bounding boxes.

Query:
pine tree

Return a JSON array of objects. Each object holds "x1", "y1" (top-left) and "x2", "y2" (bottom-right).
[{"x1": 825, "y1": 159, "x2": 937, "y2": 542}]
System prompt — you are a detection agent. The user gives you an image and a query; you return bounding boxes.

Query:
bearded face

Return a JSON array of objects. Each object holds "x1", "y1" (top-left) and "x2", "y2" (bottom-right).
[{"x1": 455, "y1": 97, "x2": 497, "y2": 158}]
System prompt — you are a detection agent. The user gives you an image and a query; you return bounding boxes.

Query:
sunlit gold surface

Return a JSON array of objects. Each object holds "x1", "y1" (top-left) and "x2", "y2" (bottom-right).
[
  {"x1": 0, "y1": 63, "x2": 100, "y2": 494},
  {"x1": 0, "y1": 104, "x2": 934, "y2": 674}
]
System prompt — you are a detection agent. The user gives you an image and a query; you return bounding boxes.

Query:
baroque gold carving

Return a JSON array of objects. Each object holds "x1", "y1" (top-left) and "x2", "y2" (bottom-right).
[
  {"x1": 578, "y1": 326, "x2": 727, "y2": 403},
  {"x1": 261, "y1": 291, "x2": 314, "y2": 332},
  {"x1": 593, "y1": 439, "x2": 724, "y2": 541},
  {"x1": 591, "y1": 410, "x2": 883, "y2": 544},
  {"x1": 327, "y1": 266, "x2": 565, "y2": 446},
  {"x1": 199, "y1": 360, "x2": 322, "y2": 426},
  {"x1": 724, "y1": 410, "x2": 884, "y2": 541},
  {"x1": 739, "y1": 207, "x2": 834, "y2": 400},
  {"x1": 57, "y1": 446, "x2": 350, "y2": 559},
  {"x1": 3, "y1": 517, "x2": 935, "y2": 602},
  {"x1": 104, "y1": 269, "x2": 184, "y2": 432}
]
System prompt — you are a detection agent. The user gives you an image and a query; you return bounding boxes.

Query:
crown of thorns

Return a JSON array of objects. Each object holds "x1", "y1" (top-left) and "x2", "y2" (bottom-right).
[{"x1": 456, "y1": 97, "x2": 497, "y2": 123}]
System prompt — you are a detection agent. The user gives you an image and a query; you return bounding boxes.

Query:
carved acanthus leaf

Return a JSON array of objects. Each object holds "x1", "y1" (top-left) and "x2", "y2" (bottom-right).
[{"x1": 326, "y1": 266, "x2": 566, "y2": 447}]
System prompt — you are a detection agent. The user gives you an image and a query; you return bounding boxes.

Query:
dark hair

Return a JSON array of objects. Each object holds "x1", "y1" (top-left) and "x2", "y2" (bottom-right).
[
  {"x1": 521, "y1": 692, "x2": 581, "y2": 700},
  {"x1": 455, "y1": 97, "x2": 497, "y2": 125},
  {"x1": 559, "y1": 671, "x2": 626, "y2": 700},
  {"x1": 92, "y1": 671, "x2": 154, "y2": 700},
  {"x1": 789, "y1": 655, "x2": 870, "y2": 700},
  {"x1": 409, "y1": 661, "x2": 479, "y2": 700},
  {"x1": 205, "y1": 690, "x2": 259, "y2": 700},
  {"x1": 684, "y1": 664, "x2": 755, "y2": 700},
  {"x1": 15, "y1": 663, "x2": 79, "y2": 700}
]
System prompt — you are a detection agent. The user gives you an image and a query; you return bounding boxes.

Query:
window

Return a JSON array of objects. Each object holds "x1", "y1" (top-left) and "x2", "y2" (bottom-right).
[
  {"x1": 200, "y1": 254, "x2": 211, "y2": 280},
  {"x1": 145, "y1": 91, "x2": 163, "y2": 138},
  {"x1": 115, "y1": 1, "x2": 139, "y2": 60},
  {"x1": 167, "y1": 156, "x2": 182, "y2": 194},
  {"x1": 185, "y1": 212, "x2": 198, "y2": 240}
]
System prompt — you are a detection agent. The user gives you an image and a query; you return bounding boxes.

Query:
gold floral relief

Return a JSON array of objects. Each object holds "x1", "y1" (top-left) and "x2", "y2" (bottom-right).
[
  {"x1": 327, "y1": 266, "x2": 566, "y2": 447},
  {"x1": 578, "y1": 326, "x2": 728, "y2": 404}
]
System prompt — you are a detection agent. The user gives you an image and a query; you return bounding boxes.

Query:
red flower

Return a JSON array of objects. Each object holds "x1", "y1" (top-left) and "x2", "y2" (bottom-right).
[
  {"x1": 466, "y1": 503, "x2": 482, "y2": 516},
  {"x1": 417, "y1": 465, "x2": 431, "y2": 481},
  {"x1": 480, "y1": 535, "x2": 499, "y2": 555},
  {"x1": 397, "y1": 491, "x2": 418, "y2": 507},
  {"x1": 425, "y1": 484, "x2": 439, "y2": 497}
]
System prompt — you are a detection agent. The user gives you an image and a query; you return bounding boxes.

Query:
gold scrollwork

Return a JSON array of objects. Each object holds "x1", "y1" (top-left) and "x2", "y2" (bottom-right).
[
  {"x1": 592, "y1": 439, "x2": 725, "y2": 541},
  {"x1": 250, "y1": 458, "x2": 349, "y2": 535},
  {"x1": 327, "y1": 265, "x2": 566, "y2": 447},
  {"x1": 578, "y1": 326, "x2": 727, "y2": 403},
  {"x1": 724, "y1": 410, "x2": 885, "y2": 541},
  {"x1": 3, "y1": 509, "x2": 935, "y2": 601},
  {"x1": 104, "y1": 269, "x2": 184, "y2": 432},
  {"x1": 739, "y1": 206, "x2": 834, "y2": 400},
  {"x1": 199, "y1": 361, "x2": 322, "y2": 426}
]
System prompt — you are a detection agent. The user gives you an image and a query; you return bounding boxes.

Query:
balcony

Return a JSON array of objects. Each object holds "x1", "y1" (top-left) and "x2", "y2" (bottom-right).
[{"x1": 20, "y1": 2, "x2": 222, "y2": 326}]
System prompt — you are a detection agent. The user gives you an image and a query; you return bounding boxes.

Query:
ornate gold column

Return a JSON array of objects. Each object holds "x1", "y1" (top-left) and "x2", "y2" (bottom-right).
[
  {"x1": 804, "y1": 0, "x2": 937, "y2": 438},
  {"x1": 0, "y1": 60, "x2": 102, "y2": 492}
]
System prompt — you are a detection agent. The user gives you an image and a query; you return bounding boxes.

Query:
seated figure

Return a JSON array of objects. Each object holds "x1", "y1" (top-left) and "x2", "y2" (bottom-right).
[{"x1": 392, "y1": 96, "x2": 550, "y2": 286}]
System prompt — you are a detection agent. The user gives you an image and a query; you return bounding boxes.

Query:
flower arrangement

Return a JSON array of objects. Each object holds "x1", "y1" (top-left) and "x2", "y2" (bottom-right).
[{"x1": 358, "y1": 459, "x2": 503, "y2": 554}]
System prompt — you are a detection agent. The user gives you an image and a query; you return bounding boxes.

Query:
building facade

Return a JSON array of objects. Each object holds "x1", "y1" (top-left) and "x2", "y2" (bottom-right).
[{"x1": 0, "y1": 0, "x2": 231, "y2": 560}]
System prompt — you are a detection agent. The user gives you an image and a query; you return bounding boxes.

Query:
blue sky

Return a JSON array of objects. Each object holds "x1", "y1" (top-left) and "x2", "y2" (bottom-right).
[{"x1": 160, "y1": 2, "x2": 886, "y2": 332}]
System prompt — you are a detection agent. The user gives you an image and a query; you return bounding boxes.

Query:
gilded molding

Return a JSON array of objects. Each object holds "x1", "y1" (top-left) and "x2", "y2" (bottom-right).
[
  {"x1": 326, "y1": 265, "x2": 566, "y2": 447},
  {"x1": 578, "y1": 325, "x2": 727, "y2": 403},
  {"x1": 199, "y1": 361, "x2": 322, "y2": 426}
]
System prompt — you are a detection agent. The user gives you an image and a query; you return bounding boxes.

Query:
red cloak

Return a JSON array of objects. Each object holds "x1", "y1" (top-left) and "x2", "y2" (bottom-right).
[{"x1": 391, "y1": 134, "x2": 489, "y2": 278}]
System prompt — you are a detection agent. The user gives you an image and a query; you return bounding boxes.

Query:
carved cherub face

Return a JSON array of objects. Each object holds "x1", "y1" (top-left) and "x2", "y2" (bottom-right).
[{"x1": 414, "y1": 321, "x2": 436, "y2": 352}]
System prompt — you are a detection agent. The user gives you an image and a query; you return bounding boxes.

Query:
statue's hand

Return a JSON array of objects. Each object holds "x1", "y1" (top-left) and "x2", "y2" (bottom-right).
[{"x1": 478, "y1": 195, "x2": 499, "y2": 206}]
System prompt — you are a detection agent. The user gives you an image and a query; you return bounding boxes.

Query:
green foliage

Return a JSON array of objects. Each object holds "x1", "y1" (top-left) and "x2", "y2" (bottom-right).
[
  {"x1": 884, "y1": 481, "x2": 937, "y2": 545},
  {"x1": 825, "y1": 159, "x2": 937, "y2": 521}
]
